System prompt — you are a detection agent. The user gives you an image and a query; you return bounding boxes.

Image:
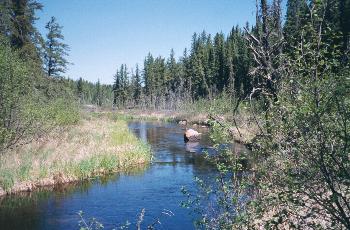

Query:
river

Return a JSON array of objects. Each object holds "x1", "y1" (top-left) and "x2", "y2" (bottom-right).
[{"x1": 0, "y1": 121, "x2": 248, "y2": 230}]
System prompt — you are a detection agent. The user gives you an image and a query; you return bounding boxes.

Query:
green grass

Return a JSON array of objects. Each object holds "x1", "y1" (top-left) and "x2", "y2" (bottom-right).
[
  {"x1": 0, "y1": 171, "x2": 14, "y2": 191},
  {"x1": 0, "y1": 116, "x2": 152, "y2": 192}
]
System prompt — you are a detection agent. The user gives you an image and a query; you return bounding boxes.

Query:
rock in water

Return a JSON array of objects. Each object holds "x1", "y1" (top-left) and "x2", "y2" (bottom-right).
[
  {"x1": 0, "y1": 187, "x2": 6, "y2": 196},
  {"x1": 178, "y1": 120, "x2": 187, "y2": 126},
  {"x1": 184, "y1": 129, "x2": 201, "y2": 142}
]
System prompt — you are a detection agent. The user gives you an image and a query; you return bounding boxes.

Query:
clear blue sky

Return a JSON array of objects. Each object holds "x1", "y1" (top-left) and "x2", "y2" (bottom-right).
[{"x1": 36, "y1": 0, "x2": 285, "y2": 84}]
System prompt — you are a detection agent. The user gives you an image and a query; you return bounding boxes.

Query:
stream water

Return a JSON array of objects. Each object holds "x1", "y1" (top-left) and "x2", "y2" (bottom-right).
[{"x1": 0, "y1": 121, "x2": 248, "y2": 230}]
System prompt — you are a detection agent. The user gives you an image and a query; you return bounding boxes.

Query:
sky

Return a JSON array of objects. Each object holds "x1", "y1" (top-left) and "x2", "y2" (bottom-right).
[{"x1": 35, "y1": 0, "x2": 277, "y2": 84}]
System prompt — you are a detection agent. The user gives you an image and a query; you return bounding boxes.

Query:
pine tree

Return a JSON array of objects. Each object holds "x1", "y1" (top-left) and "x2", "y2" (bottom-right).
[
  {"x1": 133, "y1": 64, "x2": 142, "y2": 105},
  {"x1": 4, "y1": 0, "x2": 43, "y2": 60},
  {"x1": 43, "y1": 16, "x2": 70, "y2": 77},
  {"x1": 283, "y1": 0, "x2": 308, "y2": 53},
  {"x1": 340, "y1": 0, "x2": 350, "y2": 54},
  {"x1": 0, "y1": 0, "x2": 12, "y2": 37},
  {"x1": 95, "y1": 79, "x2": 102, "y2": 106},
  {"x1": 213, "y1": 32, "x2": 226, "y2": 92},
  {"x1": 77, "y1": 77, "x2": 84, "y2": 102},
  {"x1": 191, "y1": 53, "x2": 207, "y2": 98},
  {"x1": 113, "y1": 70, "x2": 120, "y2": 107},
  {"x1": 153, "y1": 56, "x2": 166, "y2": 105},
  {"x1": 181, "y1": 48, "x2": 193, "y2": 101},
  {"x1": 167, "y1": 49, "x2": 178, "y2": 92},
  {"x1": 143, "y1": 53, "x2": 155, "y2": 105}
]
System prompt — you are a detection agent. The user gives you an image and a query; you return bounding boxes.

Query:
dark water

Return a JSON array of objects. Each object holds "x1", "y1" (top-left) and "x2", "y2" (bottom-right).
[{"x1": 0, "y1": 121, "x2": 248, "y2": 230}]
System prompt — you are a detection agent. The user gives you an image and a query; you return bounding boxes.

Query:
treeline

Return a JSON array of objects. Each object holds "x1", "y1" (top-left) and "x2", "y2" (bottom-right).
[
  {"x1": 64, "y1": 78, "x2": 113, "y2": 106},
  {"x1": 110, "y1": 27, "x2": 252, "y2": 109},
  {"x1": 109, "y1": 0, "x2": 350, "y2": 111},
  {"x1": 0, "y1": 0, "x2": 79, "y2": 151}
]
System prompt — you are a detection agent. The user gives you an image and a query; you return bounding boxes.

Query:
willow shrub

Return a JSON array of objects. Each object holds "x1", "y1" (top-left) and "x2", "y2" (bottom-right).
[
  {"x1": 239, "y1": 8, "x2": 350, "y2": 229},
  {"x1": 0, "y1": 37, "x2": 79, "y2": 151}
]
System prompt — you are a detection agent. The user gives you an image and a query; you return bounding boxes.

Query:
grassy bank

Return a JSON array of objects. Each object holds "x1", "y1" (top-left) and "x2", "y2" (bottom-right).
[{"x1": 0, "y1": 115, "x2": 152, "y2": 196}]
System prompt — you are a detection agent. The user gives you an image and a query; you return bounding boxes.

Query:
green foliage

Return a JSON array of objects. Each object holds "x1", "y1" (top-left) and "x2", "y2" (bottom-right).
[
  {"x1": 77, "y1": 208, "x2": 174, "y2": 230},
  {"x1": 70, "y1": 78, "x2": 113, "y2": 107},
  {"x1": 44, "y1": 98, "x2": 80, "y2": 126},
  {"x1": 179, "y1": 91, "x2": 238, "y2": 116},
  {"x1": 180, "y1": 1, "x2": 350, "y2": 229},
  {"x1": 42, "y1": 16, "x2": 70, "y2": 77},
  {"x1": 0, "y1": 170, "x2": 14, "y2": 191},
  {"x1": 0, "y1": 0, "x2": 43, "y2": 61},
  {"x1": 99, "y1": 155, "x2": 119, "y2": 172},
  {"x1": 0, "y1": 37, "x2": 36, "y2": 149},
  {"x1": 76, "y1": 157, "x2": 99, "y2": 179},
  {"x1": 208, "y1": 121, "x2": 231, "y2": 144},
  {"x1": 0, "y1": 0, "x2": 81, "y2": 151},
  {"x1": 78, "y1": 211, "x2": 104, "y2": 230},
  {"x1": 182, "y1": 123, "x2": 251, "y2": 229},
  {"x1": 0, "y1": 36, "x2": 79, "y2": 151},
  {"x1": 239, "y1": 1, "x2": 350, "y2": 228}
]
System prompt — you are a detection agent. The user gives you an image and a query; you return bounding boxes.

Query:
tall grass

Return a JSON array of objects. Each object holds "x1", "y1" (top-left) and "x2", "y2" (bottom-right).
[{"x1": 0, "y1": 115, "x2": 152, "y2": 193}]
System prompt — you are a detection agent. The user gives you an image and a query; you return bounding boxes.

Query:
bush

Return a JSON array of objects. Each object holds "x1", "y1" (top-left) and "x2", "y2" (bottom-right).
[{"x1": 0, "y1": 37, "x2": 80, "y2": 151}]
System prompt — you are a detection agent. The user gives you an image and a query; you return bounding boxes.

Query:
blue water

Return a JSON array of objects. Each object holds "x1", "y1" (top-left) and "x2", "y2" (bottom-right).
[{"x1": 0, "y1": 121, "x2": 247, "y2": 230}]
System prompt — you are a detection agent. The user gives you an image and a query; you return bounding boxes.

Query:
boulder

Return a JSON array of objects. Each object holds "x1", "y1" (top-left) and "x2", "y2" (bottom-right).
[
  {"x1": 0, "y1": 187, "x2": 5, "y2": 197},
  {"x1": 178, "y1": 120, "x2": 187, "y2": 126},
  {"x1": 184, "y1": 129, "x2": 201, "y2": 142}
]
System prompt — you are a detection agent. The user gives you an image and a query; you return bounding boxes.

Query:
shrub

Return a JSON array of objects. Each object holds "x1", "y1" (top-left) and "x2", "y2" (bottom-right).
[{"x1": 0, "y1": 37, "x2": 80, "y2": 151}]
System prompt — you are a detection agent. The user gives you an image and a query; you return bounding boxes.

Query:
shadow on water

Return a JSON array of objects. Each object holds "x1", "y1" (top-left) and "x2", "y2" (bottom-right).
[{"x1": 0, "y1": 121, "x2": 249, "y2": 230}]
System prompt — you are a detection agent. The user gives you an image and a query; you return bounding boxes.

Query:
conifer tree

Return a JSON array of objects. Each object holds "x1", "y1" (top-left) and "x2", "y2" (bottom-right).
[
  {"x1": 340, "y1": 0, "x2": 350, "y2": 54},
  {"x1": 77, "y1": 77, "x2": 84, "y2": 102},
  {"x1": 1, "y1": 0, "x2": 43, "y2": 60},
  {"x1": 133, "y1": 64, "x2": 142, "y2": 105},
  {"x1": 113, "y1": 70, "x2": 120, "y2": 107},
  {"x1": 0, "y1": 0, "x2": 12, "y2": 37},
  {"x1": 283, "y1": 0, "x2": 308, "y2": 53},
  {"x1": 213, "y1": 32, "x2": 226, "y2": 91},
  {"x1": 167, "y1": 49, "x2": 178, "y2": 92},
  {"x1": 95, "y1": 79, "x2": 102, "y2": 106},
  {"x1": 43, "y1": 16, "x2": 70, "y2": 77}
]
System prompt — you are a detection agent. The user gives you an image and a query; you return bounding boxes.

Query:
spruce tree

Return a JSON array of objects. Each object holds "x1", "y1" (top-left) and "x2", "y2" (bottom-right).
[
  {"x1": 5, "y1": 0, "x2": 42, "y2": 60},
  {"x1": 95, "y1": 79, "x2": 102, "y2": 106},
  {"x1": 133, "y1": 64, "x2": 142, "y2": 105},
  {"x1": 143, "y1": 53, "x2": 155, "y2": 105},
  {"x1": 213, "y1": 32, "x2": 226, "y2": 91},
  {"x1": 0, "y1": 0, "x2": 12, "y2": 37},
  {"x1": 43, "y1": 16, "x2": 70, "y2": 77},
  {"x1": 167, "y1": 49, "x2": 178, "y2": 92},
  {"x1": 113, "y1": 70, "x2": 120, "y2": 107},
  {"x1": 283, "y1": 0, "x2": 308, "y2": 53},
  {"x1": 340, "y1": 0, "x2": 350, "y2": 53},
  {"x1": 77, "y1": 77, "x2": 84, "y2": 102}
]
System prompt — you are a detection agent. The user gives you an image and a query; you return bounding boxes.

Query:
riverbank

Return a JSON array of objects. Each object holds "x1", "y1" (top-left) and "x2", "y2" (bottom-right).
[{"x1": 0, "y1": 115, "x2": 152, "y2": 196}]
